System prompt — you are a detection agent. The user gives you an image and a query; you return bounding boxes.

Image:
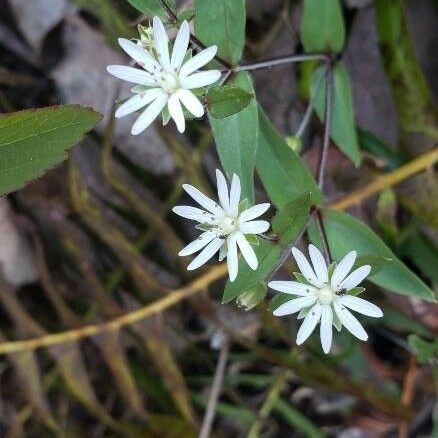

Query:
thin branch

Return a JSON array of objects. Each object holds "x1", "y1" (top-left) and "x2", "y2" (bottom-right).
[
  {"x1": 198, "y1": 339, "x2": 230, "y2": 438},
  {"x1": 233, "y1": 53, "x2": 327, "y2": 73}
]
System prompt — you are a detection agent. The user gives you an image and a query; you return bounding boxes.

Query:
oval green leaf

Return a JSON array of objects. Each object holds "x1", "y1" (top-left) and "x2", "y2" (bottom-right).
[
  {"x1": 0, "y1": 105, "x2": 101, "y2": 196},
  {"x1": 206, "y1": 85, "x2": 253, "y2": 119}
]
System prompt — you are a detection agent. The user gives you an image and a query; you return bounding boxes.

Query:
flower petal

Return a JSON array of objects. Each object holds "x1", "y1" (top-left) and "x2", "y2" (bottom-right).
[
  {"x1": 117, "y1": 38, "x2": 161, "y2": 72},
  {"x1": 339, "y1": 265, "x2": 371, "y2": 290},
  {"x1": 172, "y1": 205, "x2": 215, "y2": 223},
  {"x1": 153, "y1": 16, "x2": 171, "y2": 70},
  {"x1": 107, "y1": 65, "x2": 156, "y2": 86},
  {"x1": 180, "y1": 46, "x2": 218, "y2": 77},
  {"x1": 227, "y1": 233, "x2": 238, "y2": 282},
  {"x1": 187, "y1": 237, "x2": 223, "y2": 271},
  {"x1": 215, "y1": 169, "x2": 230, "y2": 213},
  {"x1": 239, "y1": 220, "x2": 270, "y2": 235},
  {"x1": 330, "y1": 250, "x2": 357, "y2": 289},
  {"x1": 115, "y1": 89, "x2": 163, "y2": 118},
  {"x1": 296, "y1": 303, "x2": 322, "y2": 344},
  {"x1": 268, "y1": 281, "x2": 315, "y2": 296},
  {"x1": 320, "y1": 305, "x2": 333, "y2": 354},
  {"x1": 333, "y1": 301, "x2": 368, "y2": 341},
  {"x1": 273, "y1": 296, "x2": 317, "y2": 317},
  {"x1": 171, "y1": 20, "x2": 190, "y2": 69},
  {"x1": 182, "y1": 184, "x2": 225, "y2": 216},
  {"x1": 308, "y1": 244, "x2": 328, "y2": 284},
  {"x1": 339, "y1": 295, "x2": 383, "y2": 318},
  {"x1": 131, "y1": 93, "x2": 168, "y2": 135},
  {"x1": 291, "y1": 247, "x2": 321, "y2": 287},
  {"x1": 176, "y1": 89, "x2": 204, "y2": 118},
  {"x1": 236, "y1": 232, "x2": 258, "y2": 270},
  {"x1": 179, "y1": 231, "x2": 216, "y2": 256},
  {"x1": 229, "y1": 174, "x2": 241, "y2": 216},
  {"x1": 168, "y1": 94, "x2": 185, "y2": 133},
  {"x1": 179, "y1": 70, "x2": 221, "y2": 89},
  {"x1": 239, "y1": 203, "x2": 270, "y2": 223}
]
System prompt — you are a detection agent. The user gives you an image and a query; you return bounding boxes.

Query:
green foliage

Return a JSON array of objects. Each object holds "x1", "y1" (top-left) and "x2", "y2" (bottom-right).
[
  {"x1": 320, "y1": 209, "x2": 435, "y2": 302},
  {"x1": 0, "y1": 105, "x2": 101, "y2": 196},
  {"x1": 256, "y1": 108, "x2": 322, "y2": 209},
  {"x1": 236, "y1": 282, "x2": 267, "y2": 311},
  {"x1": 206, "y1": 85, "x2": 253, "y2": 118},
  {"x1": 300, "y1": 0, "x2": 345, "y2": 53},
  {"x1": 408, "y1": 335, "x2": 438, "y2": 364},
  {"x1": 313, "y1": 64, "x2": 361, "y2": 166},
  {"x1": 222, "y1": 241, "x2": 281, "y2": 303},
  {"x1": 125, "y1": 0, "x2": 169, "y2": 19},
  {"x1": 272, "y1": 193, "x2": 312, "y2": 245},
  {"x1": 209, "y1": 73, "x2": 258, "y2": 203},
  {"x1": 194, "y1": 0, "x2": 246, "y2": 65}
]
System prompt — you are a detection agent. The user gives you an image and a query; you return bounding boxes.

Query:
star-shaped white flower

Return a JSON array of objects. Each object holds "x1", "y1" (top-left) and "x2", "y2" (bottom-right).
[
  {"x1": 107, "y1": 17, "x2": 221, "y2": 135},
  {"x1": 173, "y1": 170, "x2": 270, "y2": 282},
  {"x1": 269, "y1": 245, "x2": 383, "y2": 354}
]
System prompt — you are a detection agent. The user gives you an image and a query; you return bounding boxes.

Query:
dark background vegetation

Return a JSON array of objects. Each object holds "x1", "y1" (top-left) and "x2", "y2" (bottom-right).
[{"x1": 0, "y1": 0, "x2": 436, "y2": 436}]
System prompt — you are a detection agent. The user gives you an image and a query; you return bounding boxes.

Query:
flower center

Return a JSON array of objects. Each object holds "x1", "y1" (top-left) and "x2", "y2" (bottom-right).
[
  {"x1": 317, "y1": 286, "x2": 336, "y2": 305},
  {"x1": 218, "y1": 216, "x2": 237, "y2": 236},
  {"x1": 157, "y1": 71, "x2": 180, "y2": 93}
]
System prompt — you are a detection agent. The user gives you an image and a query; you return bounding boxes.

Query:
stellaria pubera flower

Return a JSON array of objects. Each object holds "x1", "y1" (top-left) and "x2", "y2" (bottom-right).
[
  {"x1": 173, "y1": 170, "x2": 270, "y2": 282},
  {"x1": 269, "y1": 245, "x2": 383, "y2": 353},
  {"x1": 107, "y1": 17, "x2": 221, "y2": 134}
]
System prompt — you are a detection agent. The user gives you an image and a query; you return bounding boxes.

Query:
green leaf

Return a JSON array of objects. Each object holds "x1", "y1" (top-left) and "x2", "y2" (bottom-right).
[
  {"x1": 245, "y1": 234, "x2": 260, "y2": 246},
  {"x1": 256, "y1": 107, "x2": 322, "y2": 209},
  {"x1": 348, "y1": 287, "x2": 365, "y2": 296},
  {"x1": 320, "y1": 209, "x2": 435, "y2": 302},
  {"x1": 194, "y1": 0, "x2": 245, "y2": 65},
  {"x1": 354, "y1": 255, "x2": 392, "y2": 277},
  {"x1": 222, "y1": 241, "x2": 281, "y2": 303},
  {"x1": 209, "y1": 73, "x2": 258, "y2": 203},
  {"x1": 313, "y1": 64, "x2": 361, "y2": 166},
  {"x1": 125, "y1": 0, "x2": 169, "y2": 19},
  {"x1": 0, "y1": 105, "x2": 101, "y2": 196},
  {"x1": 300, "y1": 0, "x2": 345, "y2": 53},
  {"x1": 206, "y1": 85, "x2": 253, "y2": 118},
  {"x1": 408, "y1": 335, "x2": 438, "y2": 364},
  {"x1": 272, "y1": 193, "x2": 312, "y2": 245}
]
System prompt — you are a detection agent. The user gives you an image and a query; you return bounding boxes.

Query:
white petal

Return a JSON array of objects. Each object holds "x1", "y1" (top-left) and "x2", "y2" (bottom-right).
[
  {"x1": 333, "y1": 301, "x2": 368, "y2": 341},
  {"x1": 339, "y1": 296, "x2": 383, "y2": 318},
  {"x1": 308, "y1": 244, "x2": 328, "y2": 284},
  {"x1": 115, "y1": 89, "x2": 163, "y2": 118},
  {"x1": 215, "y1": 169, "x2": 229, "y2": 213},
  {"x1": 187, "y1": 238, "x2": 223, "y2": 271},
  {"x1": 107, "y1": 65, "x2": 156, "y2": 86},
  {"x1": 229, "y1": 174, "x2": 241, "y2": 216},
  {"x1": 179, "y1": 231, "x2": 216, "y2": 256},
  {"x1": 296, "y1": 303, "x2": 322, "y2": 344},
  {"x1": 182, "y1": 184, "x2": 224, "y2": 216},
  {"x1": 239, "y1": 220, "x2": 270, "y2": 235},
  {"x1": 172, "y1": 205, "x2": 215, "y2": 223},
  {"x1": 176, "y1": 89, "x2": 204, "y2": 118},
  {"x1": 131, "y1": 93, "x2": 168, "y2": 135},
  {"x1": 171, "y1": 20, "x2": 190, "y2": 69},
  {"x1": 320, "y1": 305, "x2": 333, "y2": 354},
  {"x1": 180, "y1": 70, "x2": 221, "y2": 89},
  {"x1": 268, "y1": 281, "x2": 316, "y2": 296},
  {"x1": 180, "y1": 46, "x2": 218, "y2": 77},
  {"x1": 273, "y1": 296, "x2": 317, "y2": 317},
  {"x1": 239, "y1": 203, "x2": 270, "y2": 223},
  {"x1": 331, "y1": 250, "x2": 357, "y2": 289},
  {"x1": 339, "y1": 265, "x2": 371, "y2": 290},
  {"x1": 168, "y1": 94, "x2": 185, "y2": 133},
  {"x1": 291, "y1": 247, "x2": 321, "y2": 287},
  {"x1": 153, "y1": 17, "x2": 171, "y2": 70},
  {"x1": 227, "y1": 233, "x2": 238, "y2": 282},
  {"x1": 236, "y1": 232, "x2": 258, "y2": 270},
  {"x1": 117, "y1": 38, "x2": 161, "y2": 72}
]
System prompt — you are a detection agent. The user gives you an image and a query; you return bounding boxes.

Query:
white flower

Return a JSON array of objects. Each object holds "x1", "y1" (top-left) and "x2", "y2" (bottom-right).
[
  {"x1": 268, "y1": 245, "x2": 383, "y2": 354},
  {"x1": 173, "y1": 170, "x2": 270, "y2": 282},
  {"x1": 107, "y1": 17, "x2": 221, "y2": 135}
]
